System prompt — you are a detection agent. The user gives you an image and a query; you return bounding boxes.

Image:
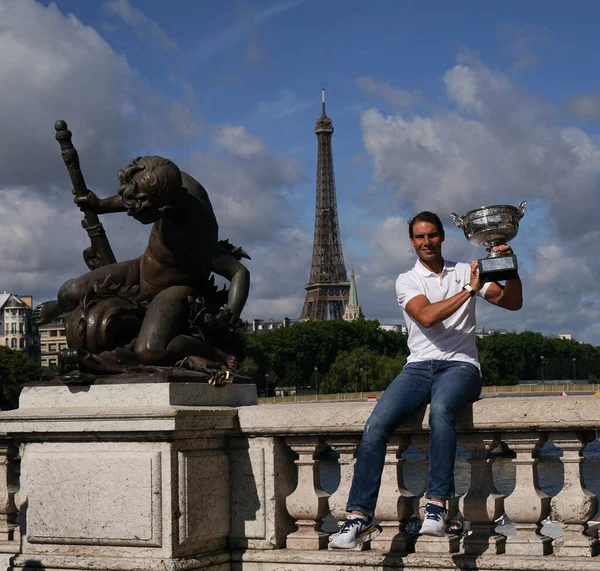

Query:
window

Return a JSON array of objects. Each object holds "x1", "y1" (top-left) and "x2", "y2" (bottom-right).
[
  {"x1": 19, "y1": 323, "x2": 24, "y2": 334},
  {"x1": 49, "y1": 359, "x2": 57, "y2": 367},
  {"x1": 59, "y1": 343, "x2": 67, "y2": 350},
  {"x1": 19, "y1": 338, "x2": 25, "y2": 349},
  {"x1": 59, "y1": 329, "x2": 66, "y2": 336},
  {"x1": 50, "y1": 330, "x2": 58, "y2": 337},
  {"x1": 49, "y1": 343, "x2": 57, "y2": 352},
  {"x1": 10, "y1": 338, "x2": 17, "y2": 349},
  {"x1": 40, "y1": 331, "x2": 49, "y2": 338},
  {"x1": 10, "y1": 324, "x2": 16, "y2": 335}
]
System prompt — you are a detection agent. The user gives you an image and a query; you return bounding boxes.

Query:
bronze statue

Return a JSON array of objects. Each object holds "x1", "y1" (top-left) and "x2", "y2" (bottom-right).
[{"x1": 34, "y1": 121, "x2": 250, "y2": 383}]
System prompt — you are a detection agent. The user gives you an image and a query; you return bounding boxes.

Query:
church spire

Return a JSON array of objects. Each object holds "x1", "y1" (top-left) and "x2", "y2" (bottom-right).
[{"x1": 343, "y1": 266, "x2": 364, "y2": 321}]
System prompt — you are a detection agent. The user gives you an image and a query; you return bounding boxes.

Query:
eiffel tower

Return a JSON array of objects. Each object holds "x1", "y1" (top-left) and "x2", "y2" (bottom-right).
[{"x1": 300, "y1": 89, "x2": 349, "y2": 320}]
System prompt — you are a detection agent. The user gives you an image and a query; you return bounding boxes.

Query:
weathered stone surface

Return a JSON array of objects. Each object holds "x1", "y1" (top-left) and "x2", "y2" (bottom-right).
[
  {"x1": 236, "y1": 396, "x2": 600, "y2": 435},
  {"x1": 20, "y1": 380, "x2": 257, "y2": 408}
]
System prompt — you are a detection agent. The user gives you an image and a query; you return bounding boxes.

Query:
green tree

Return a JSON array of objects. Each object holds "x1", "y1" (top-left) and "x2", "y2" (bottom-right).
[{"x1": 0, "y1": 346, "x2": 41, "y2": 409}]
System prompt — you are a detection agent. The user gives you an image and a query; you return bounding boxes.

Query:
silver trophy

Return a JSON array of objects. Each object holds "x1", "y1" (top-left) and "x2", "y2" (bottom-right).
[{"x1": 450, "y1": 201, "x2": 526, "y2": 281}]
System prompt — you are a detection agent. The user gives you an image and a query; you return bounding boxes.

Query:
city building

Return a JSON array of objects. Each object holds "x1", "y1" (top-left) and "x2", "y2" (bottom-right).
[
  {"x1": 342, "y1": 267, "x2": 363, "y2": 321},
  {"x1": 247, "y1": 318, "x2": 301, "y2": 333},
  {"x1": 0, "y1": 293, "x2": 40, "y2": 362},
  {"x1": 378, "y1": 323, "x2": 408, "y2": 334},
  {"x1": 38, "y1": 322, "x2": 67, "y2": 368}
]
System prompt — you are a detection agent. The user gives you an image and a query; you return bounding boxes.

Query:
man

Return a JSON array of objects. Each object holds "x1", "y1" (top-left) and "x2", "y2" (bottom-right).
[
  {"x1": 330, "y1": 211, "x2": 522, "y2": 549},
  {"x1": 34, "y1": 156, "x2": 250, "y2": 370}
]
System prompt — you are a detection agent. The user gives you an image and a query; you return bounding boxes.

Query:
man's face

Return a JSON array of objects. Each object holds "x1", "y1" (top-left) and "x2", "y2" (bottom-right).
[{"x1": 410, "y1": 221, "x2": 444, "y2": 264}]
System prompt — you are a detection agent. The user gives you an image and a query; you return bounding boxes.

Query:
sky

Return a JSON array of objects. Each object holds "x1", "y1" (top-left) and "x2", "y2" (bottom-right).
[{"x1": 2, "y1": 0, "x2": 600, "y2": 345}]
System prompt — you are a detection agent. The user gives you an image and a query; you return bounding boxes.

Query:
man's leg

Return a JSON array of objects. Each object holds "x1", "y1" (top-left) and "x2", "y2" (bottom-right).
[
  {"x1": 346, "y1": 362, "x2": 433, "y2": 517},
  {"x1": 426, "y1": 361, "x2": 481, "y2": 501}
]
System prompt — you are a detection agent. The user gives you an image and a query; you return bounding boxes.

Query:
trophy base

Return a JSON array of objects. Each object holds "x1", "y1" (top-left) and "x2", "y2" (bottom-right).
[{"x1": 478, "y1": 254, "x2": 518, "y2": 282}]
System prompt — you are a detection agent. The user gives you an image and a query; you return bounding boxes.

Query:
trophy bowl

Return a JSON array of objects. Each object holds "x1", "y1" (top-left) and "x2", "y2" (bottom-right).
[{"x1": 450, "y1": 201, "x2": 526, "y2": 281}]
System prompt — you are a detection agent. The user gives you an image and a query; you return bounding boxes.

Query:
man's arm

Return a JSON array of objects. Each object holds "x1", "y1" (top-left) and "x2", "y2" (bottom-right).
[
  {"x1": 405, "y1": 289, "x2": 473, "y2": 328},
  {"x1": 484, "y1": 275, "x2": 522, "y2": 310}
]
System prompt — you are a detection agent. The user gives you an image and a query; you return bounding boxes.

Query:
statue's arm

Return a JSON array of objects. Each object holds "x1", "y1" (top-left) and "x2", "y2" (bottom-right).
[
  {"x1": 207, "y1": 244, "x2": 250, "y2": 322},
  {"x1": 75, "y1": 191, "x2": 126, "y2": 215}
]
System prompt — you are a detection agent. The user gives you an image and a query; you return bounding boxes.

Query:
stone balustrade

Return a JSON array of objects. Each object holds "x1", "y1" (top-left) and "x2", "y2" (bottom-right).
[
  {"x1": 234, "y1": 395, "x2": 600, "y2": 570},
  {"x1": 0, "y1": 386, "x2": 598, "y2": 571}
]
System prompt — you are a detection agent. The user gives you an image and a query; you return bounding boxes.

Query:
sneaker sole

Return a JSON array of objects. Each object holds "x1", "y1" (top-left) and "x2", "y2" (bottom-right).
[
  {"x1": 419, "y1": 527, "x2": 446, "y2": 537},
  {"x1": 329, "y1": 526, "x2": 382, "y2": 550}
]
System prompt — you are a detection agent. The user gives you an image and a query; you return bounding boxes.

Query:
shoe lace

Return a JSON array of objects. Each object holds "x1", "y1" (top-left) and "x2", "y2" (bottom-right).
[
  {"x1": 425, "y1": 504, "x2": 445, "y2": 521},
  {"x1": 340, "y1": 518, "x2": 367, "y2": 534}
]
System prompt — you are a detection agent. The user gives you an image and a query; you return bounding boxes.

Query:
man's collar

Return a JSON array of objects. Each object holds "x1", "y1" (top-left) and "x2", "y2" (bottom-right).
[{"x1": 414, "y1": 259, "x2": 456, "y2": 276}]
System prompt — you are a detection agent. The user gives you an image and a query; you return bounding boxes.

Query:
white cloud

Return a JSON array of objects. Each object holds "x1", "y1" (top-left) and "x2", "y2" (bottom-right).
[
  {"x1": 356, "y1": 76, "x2": 423, "y2": 109},
  {"x1": 103, "y1": 0, "x2": 177, "y2": 51},
  {"x1": 565, "y1": 93, "x2": 600, "y2": 122}
]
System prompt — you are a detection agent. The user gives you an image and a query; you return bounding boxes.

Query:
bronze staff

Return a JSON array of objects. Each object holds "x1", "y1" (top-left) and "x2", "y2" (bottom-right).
[{"x1": 54, "y1": 120, "x2": 117, "y2": 270}]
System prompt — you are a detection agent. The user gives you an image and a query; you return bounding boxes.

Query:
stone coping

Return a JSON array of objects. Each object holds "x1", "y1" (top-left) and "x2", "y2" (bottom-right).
[
  {"x1": 0, "y1": 405, "x2": 240, "y2": 436},
  {"x1": 234, "y1": 549, "x2": 600, "y2": 570},
  {"x1": 237, "y1": 396, "x2": 600, "y2": 435}
]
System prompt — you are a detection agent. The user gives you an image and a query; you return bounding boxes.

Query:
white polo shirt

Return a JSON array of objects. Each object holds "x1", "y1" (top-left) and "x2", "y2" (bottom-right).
[{"x1": 395, "y1": 259, "x2": 491, "y2": 369}]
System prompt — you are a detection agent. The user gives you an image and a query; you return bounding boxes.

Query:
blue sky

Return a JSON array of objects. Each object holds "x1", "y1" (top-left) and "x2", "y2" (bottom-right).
[{"x1": 2, "y1": 0, "x2": 600, "y2": 345}]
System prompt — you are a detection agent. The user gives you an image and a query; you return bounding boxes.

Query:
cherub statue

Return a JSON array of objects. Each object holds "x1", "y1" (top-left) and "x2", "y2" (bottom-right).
[{"x1": 34, "y1": 154, "x2": 250, "y2": 381}]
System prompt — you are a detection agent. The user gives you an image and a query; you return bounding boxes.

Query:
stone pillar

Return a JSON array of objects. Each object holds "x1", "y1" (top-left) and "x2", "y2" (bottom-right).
[
  {"x1": 0, "y1": 439, "x2": 18, "y2": 541},
  {"x1": 326, "y1": 436, "x2": 360, "y2": 521},
  {"x1": 371, "y1": 435, "x2": 415, "y2": 553},
  {"x1": 0, "y1": 378, "x2": 256, "y2": 571},
  {"x1": 502, "y1": 432, "x2": 552, "y2": 555},
  {"x1": 285, "y1": 436, "x2": 329, "y2": 550},
  {"x1": 550, "y1": 431, "x2": 599, "y2": 557},
  {"x1": 458, "y1": 433, "x2": 505, "y2": 555}
]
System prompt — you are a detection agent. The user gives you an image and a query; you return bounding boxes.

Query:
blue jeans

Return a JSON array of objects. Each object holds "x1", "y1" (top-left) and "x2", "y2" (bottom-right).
[{"x1": 346, "y1": 360, "x2": 481, "y2": 518}]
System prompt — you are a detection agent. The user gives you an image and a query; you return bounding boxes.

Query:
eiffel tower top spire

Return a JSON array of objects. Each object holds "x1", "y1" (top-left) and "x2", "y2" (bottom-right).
[{"x1": 300, "y1": 89, "x2": 349, "y2": 321}]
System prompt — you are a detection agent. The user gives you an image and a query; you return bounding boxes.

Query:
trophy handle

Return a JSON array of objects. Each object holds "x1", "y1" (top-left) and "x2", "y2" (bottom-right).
[
  {"x1": 517, "y1": 200, "x2": 527, "y2": 219},
  {"x1": 449, "y1": 212, "x2": 464, "y2": 229}
]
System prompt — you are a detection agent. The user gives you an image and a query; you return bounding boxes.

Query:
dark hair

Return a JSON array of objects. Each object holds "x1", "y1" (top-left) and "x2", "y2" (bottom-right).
[{"x1": 408, "y1": 211, "x2": 445, "y2": 239}]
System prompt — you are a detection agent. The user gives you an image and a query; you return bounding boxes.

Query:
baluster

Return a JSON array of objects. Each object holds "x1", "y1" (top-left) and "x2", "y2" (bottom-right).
[
  {"x1": 550, "y1": 431, "x2": 599, "y2": 557},
  {"x1": 326, "y1": 436, "x2": 360, "y2": 521},
  {"x1": 458, "y1": 432, "x2": 505, "y2": 554},
  {"x1": 285, "y1": 436, "x2": 329, "y2": 550},
  {"x1": 502, "y1": 432, "x2": 552, "y2": 555},
  {"x1": 371, "y1": 435, "x2": 415, "y2": 553},
  {"x1": 412, "y1": 433, "x2": 460, "y2": 554},
  {"x1": 0, "y1": 439, "x2": 18, "y2": 541}
]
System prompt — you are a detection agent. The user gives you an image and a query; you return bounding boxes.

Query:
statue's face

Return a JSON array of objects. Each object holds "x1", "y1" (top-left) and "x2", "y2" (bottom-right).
[{"x1": 125, "y1": 180, "x2": 166, "y2": 224}]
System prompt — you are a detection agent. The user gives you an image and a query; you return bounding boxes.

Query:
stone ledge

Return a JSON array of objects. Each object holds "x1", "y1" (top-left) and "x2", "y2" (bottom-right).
[
  {"x1": 20, "y1": 381, "x2": 257, "y2": 408},
  {"x1": 233, "y1": 548, "x2": 599, "y2": 570},
  {"x1": 0, "y1": 406, "x2": 240, "y2": 436},
  {"x1": 237, "y1": 396, "x2": 600, "y2": 435},
  {"x1": 12, "y1": 550, "x2": 230, "y2": 571}
]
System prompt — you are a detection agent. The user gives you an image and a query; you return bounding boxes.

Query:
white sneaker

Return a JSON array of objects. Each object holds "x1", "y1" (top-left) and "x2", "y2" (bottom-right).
[
  {"x1": 419, "y1": 502, "x2": 447, "y2": 537},
  {"x1": 329, "y1": 514, "x2": 381, "y2": 549}
]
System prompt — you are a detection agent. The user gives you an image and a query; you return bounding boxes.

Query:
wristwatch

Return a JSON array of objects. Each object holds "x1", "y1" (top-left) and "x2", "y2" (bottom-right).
[{"x1": 462, "y1": 284, "x2": 476, "y2": 297}]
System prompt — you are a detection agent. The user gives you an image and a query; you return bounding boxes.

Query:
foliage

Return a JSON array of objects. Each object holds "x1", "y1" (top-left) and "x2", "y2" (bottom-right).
[
  {"x1": 240, "y1": 321, "x2": 600, "y2": 394},
  {"x1": 0, "y1": 346, "x2": 42, "y2": 409}
]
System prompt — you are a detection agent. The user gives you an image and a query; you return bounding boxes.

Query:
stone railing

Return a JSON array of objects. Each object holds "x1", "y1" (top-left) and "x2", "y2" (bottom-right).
[
  {"x1": 0, "y1": 386, "x2": 599, "y2": 571},
  {"x1": 232, "y1": 396, "x2": 600, "y2": 570}
]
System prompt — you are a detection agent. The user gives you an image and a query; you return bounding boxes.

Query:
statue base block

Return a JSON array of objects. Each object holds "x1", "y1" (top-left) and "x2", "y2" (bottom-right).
[{"x1": 20, "y1": 372, "x2": 257, "y2": 408}]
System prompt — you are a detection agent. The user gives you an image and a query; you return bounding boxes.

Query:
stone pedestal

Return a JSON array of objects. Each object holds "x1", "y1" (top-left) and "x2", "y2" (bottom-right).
[{"x1": 0, "y1": 379, "x2": 257, "y2": 571}]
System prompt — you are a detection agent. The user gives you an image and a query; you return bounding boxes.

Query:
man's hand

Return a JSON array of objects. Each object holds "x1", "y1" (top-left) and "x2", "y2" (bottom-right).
[
  {"x1": 487, "y1": 244, "x2": 514, "y2": 257},
  {"x1": 469, "y1": 260, "x2": 484, "y2": 291},
  {"x1": 73, "y1": 189, "x2": 100, "y2": 213}
]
